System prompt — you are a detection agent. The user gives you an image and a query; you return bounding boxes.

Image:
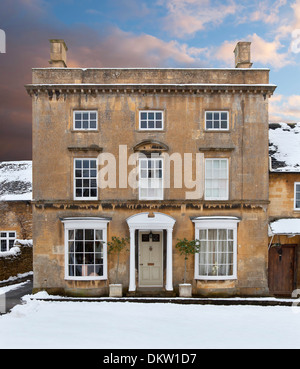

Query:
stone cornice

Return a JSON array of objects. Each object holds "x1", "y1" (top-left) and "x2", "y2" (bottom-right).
[
  {"x1": 32, "y1": 199, "x2": 270, "y2": 210},
  {"x1": 25, "y1": 83, "x2": 277, "y2": 98}
]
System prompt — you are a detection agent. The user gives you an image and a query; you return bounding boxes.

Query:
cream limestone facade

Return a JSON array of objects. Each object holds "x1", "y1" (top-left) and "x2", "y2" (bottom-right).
[{"x1": 26, "y1": 40, "x2": 277, "y2": 297}]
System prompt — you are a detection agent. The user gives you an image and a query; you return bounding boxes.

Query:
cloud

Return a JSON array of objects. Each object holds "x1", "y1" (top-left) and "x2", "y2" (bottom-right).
[
  {"x1": 214, "y1": 34, "x2": 291, "y2": 69},
  {"x1": 269, "y1": 94, "x2": 300, "y2": 122},
  {"x1": 271, "y1": 0, "x2": 300, "y2": 41},
  {"x1": 67, "y1": 27, "x2": 208, "y2": 68},
  {"x1": 159, "y1": 0, "x2": 238, "y2": 37},
  {"x1": 249, "y1": 33, "x2": 291, "y2": 69},
  {"x1": 250, "y1": 0, "x2": 287, "y2": 24},
  {"x1": 292, "y1": 0, "x2": 300, "y2": 27},
  {"x1": 214, "y1": 40, "x2": 237, "y2": 67}
]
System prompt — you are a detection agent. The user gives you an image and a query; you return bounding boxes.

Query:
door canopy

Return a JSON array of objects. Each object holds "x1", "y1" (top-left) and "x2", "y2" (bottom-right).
[{"x1": 126, "y1": 212, "x2": 176, "y2": 231}]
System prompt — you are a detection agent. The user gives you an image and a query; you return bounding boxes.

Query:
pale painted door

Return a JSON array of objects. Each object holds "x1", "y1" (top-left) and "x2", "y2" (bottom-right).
[{"x1": 139, "y1": 231, "x2": 163, "y2": 287}]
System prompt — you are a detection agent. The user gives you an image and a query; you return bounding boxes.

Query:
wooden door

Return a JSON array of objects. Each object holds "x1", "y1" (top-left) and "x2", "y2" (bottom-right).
[
  {"x1": 139, "y1": 231, "x2": 163, "y2": 287},
  {"x1": 268, "y1": 244, "x2": 297, "y2": 296}
]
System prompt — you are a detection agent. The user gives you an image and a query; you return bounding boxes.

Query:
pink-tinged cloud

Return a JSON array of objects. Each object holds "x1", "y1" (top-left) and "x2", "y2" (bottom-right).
[
  {"x1": 215, "y1": 34, "x2": 291, "y2": 69},
  {"x1": 67, "y1": 28, "x2": 207, "y2": 68},
  {"x1": 292, "y1": 0, "x2": 300, "y2": 27},
  {"x1": 250, "y1": 0, "x2": 287, "y2": 24},
  {"x1": 160, "y1": 0, "x2": 238, "y2": 37},
  {"x1": 270, "y1": 94, "x2": 300, "y2": 122}
]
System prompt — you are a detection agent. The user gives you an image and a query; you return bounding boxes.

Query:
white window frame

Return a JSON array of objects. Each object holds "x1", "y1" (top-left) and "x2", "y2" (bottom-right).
[
  {"x1": 193, "y1": 217, "x2": 240, "y2": 281},
  {"x1": 139, "y1": 110, "x2": 164, "y2": 131},
  {"x1": 139, "y1": 157, "x2": 164, "y2": 200},
  {"x1": 73, "y1": 110, "x2": 98, "y2": 131},
  {"x1": 205, "y1": 111, "x2": 229, "y2": 131},
  {"x1": 0, "y1": 231, "x2": 16, "y2": 252},
  {"x1": 205, "y1": 158, "x2": 229, "y2": 200},
  {"x1": 74, "y1": 158, "x2": 98, "y2": 201},
  {"x1": 62, "y1": 218, "x2": 110, "y2": 281},
  {"x1": 294, "y1": 182, "x2": 300, "y2": 210}
]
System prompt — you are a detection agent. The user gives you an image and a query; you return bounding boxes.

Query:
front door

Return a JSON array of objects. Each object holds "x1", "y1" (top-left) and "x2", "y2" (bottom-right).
[
  {"x1": 268, "y1": 244, "x2": 297, "y2": 296},
  {"x1": 139, "y1": 231, "x2": 163, "y2": 287}
]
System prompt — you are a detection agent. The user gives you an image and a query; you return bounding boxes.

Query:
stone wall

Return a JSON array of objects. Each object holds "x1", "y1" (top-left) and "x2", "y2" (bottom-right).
[
  {"x1": 0, "y1": 201, "x2": 32, "y2": 240},
  {"x1": 269, "y1": 173, "x2": 300, "y2": 219},
  {"x1": 0, "y1": 242, "x2": 33, "y2": 282}
]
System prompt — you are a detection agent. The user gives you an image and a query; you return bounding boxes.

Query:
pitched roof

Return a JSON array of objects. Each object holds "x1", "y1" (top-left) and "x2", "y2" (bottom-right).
[
  {"x1": 0, "y1": 161, "x2": 32, "y2": 201},
  {"x1": 269, "y1": 123, "x2": 300, "y2": 172}
]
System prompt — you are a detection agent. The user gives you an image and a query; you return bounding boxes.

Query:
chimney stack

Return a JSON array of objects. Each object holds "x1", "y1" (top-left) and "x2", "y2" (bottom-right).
[
  {"x1": 234, "y1": 41, "x2": 252, "y2": 68},
  {"x1": 49, "y1": 39, "x2": 68, "y2": 68}
]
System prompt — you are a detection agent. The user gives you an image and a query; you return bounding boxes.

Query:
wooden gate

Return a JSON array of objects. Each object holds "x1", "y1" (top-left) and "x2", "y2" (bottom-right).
[{"x1": 268, "y1": 244, "x2": 297, "y2": 296}]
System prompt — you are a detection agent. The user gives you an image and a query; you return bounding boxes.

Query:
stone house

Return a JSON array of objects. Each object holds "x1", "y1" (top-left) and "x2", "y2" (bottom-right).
[
  {"x1": 25, "y1": 40, "x2": 277, "y2": 297},
  {"x1": 268, "y1": 123, "x2": 300, "y2": 296}
]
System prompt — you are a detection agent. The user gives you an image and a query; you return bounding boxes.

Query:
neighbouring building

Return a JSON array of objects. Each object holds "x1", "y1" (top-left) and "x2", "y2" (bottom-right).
[
  {"x1": 0, "y1": 161, "x2": 33, "y2": 281},
  {"x1": 0, "y1": 161, "x2": 32, "y2": 249},
  {"x1": 268, "y1": 123, "x2": 300, "y2": 296},
  {"x1": 25, "y1": 40, "x2": 277, "y2": 297}
]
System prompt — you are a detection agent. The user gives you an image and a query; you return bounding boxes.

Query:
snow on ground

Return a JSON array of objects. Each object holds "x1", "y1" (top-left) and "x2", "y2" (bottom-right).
[{"x1": 0, "y1": 294, "x2": 300, "y2": 349}]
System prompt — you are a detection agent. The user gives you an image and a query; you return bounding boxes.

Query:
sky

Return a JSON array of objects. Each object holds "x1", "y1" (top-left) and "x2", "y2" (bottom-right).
[{"x1": 0, "y1": 0, "x2": 300, "y2": 161}]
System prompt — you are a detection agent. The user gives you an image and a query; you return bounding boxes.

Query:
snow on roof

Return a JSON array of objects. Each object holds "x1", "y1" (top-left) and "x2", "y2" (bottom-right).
[
  {"x1": 269, "y1": 122, "x2": 300, "y2": 172},
  {"x1": 269, "y1": 218, "x2": 300, "y2": 235},
  {"x1": 32, "y1": 67, "x2": 271, "y2": 71},
  {"x1": 0, "y1": 161, "x2": 32, "y2": 201}
]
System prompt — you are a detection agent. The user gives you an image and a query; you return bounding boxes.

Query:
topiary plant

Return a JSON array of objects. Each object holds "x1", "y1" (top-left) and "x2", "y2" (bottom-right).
[
  {"x1": 107, "y1": 236, "x2": 129, "y2": 284},
  {"x1": 175, "y1": 238, "x2": 200, "y2": 284}
]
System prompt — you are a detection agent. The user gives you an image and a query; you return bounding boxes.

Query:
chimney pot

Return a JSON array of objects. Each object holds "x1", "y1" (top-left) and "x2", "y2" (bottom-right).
[
  {"x1": 49, "y1": 39, "x2": 68, "y2": 68},
  {"x1": 234, "y1": 41, "x2": 252, "y2": 68}
]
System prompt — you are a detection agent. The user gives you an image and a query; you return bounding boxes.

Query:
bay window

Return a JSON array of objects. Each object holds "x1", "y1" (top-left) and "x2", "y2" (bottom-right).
[
  {"x1": 193, "y1": 217, "x2": 239, "y2": 280},
  {"x1": 62, "y1": 218, "x2": 110, "y2": 280}
]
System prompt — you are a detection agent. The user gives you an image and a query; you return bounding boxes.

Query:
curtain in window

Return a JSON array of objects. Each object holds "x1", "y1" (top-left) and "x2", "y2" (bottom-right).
[{"x1": 198, "y1": 229, "x2": 233, "y2": 277}]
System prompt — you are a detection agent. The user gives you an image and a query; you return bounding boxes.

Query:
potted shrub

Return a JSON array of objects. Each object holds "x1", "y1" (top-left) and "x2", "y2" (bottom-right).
[
  {"x1": 108, "y1": 236, "x2": 129, "y2": 297},
  {"x1": 175, "y1": 238, "x2": 200, "y2": 297}
]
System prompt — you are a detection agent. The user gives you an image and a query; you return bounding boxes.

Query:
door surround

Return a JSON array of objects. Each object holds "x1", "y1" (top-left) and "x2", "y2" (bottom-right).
[{"x1": 126, "y1": 212, "x2": 176, "y2": 292}]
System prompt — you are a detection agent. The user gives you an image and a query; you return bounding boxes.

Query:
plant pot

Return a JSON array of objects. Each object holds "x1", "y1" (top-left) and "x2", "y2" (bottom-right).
[
  {"x1": 109, "y1": 284, "x2": 123, "y2": 297},
  {"x1": 179, "y1": 283, "x2": 192, "y2": 297}
]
